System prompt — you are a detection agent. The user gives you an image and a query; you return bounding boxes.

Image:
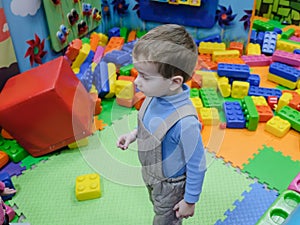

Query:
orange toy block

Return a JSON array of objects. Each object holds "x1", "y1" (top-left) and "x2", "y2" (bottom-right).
[
  {"x1": 130, "y1": 68, "x2": 138, "y2": 78},
  {"x1": 104, "y1": 37, "x2": 124, "y2": 55},
  {"x1": 229, "y1": 42, "x2": 244, "y2": 55},
  {"x1": 215, "y1": 57, "x2": 245, "y2": 64},
  {"x1": 90, "y1": 93, "x2": 102, "y2": 115},
  {"x1": 118, "y1": 75, "x2": 136, "y2": 83},
  {"x1": 133, "y1": 92, "x2": 146, "y2": 110},
  {"x1": 90, "y1": 33, "x2": 100, "y2": 52},
  {"x1": 65, "y1": 39, "x2": 82, "y2": 61},
  {"x1": 191, "y1": 73, "x2": 202, "y2": 88},
  {"x1": 0, "y1": 57, "x2": 94, "y2": 157},
  {"x1": 127, "y1": 30, "x2": 137, "y2": 42},
  {"x1": 256, "y1": 105, "x2": 274, "y2": 122},
  {"x1": 0, "y1": 151, "x2": 9, "y2": 169},
  {"x1": 1, "y1": 129, "x2": 13, "y2": 140}
]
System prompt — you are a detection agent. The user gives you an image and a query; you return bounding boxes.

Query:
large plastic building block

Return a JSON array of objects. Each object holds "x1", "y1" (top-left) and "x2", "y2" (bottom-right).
[
  {"x1": 265, "y1": 116, "x2": 291, "y2": 138},
  {"x1": 229, "y1": 42, "x2": 244, "y2": 55},
  {"x1": 294, "y1": 49, "x2": 300, "y2": 54},
  {"x1": 194, "y1": 71, "x2": 218, "y2": 89},
  {"x1": 277, "y1": 106, "x2": 300, "y2": 132},
  {"x1": 102, "y1": 50, "x2": 132, "y2": 66},
  {"x1": 0, "y1": 151, "x2": 9, "y2": 169},
  {"x1": 89, "y1": 33, "x2": 100, "y2": 52},
  {"x1": 0, "y1": 139, "x2": 29, "y2": 163},
  {"x1": 223, "y1": 101, "x2": 246, "y2": 128},
  {"x1": 71, "y1": 43, "x2": 91, "y2": 73},
  {"x1": 256, "y1": 105, "x2": 274, "y2": 122},
  {"x1": 119, "y1": 64, "x2": 134, "y2": 76},
  {"x1": 0, "y1": 172, "x2": 15, "y2": 201},
  {"x1": 241, "y1": 54, "x2": 272, "y2": 66},
  {"x1": 272, "y1": 50, "x2": 300, "y2": 67},
  {"x1": 65, "y1": 39, "x2": 82, "y2": 62},
  {"x1": 283, "y1": 204, "x2": 300, "y2": 225},
  {"x1": 104, "y1": 37, "x2": 125, "y2": 55},
  {"x1": 288, "y1": 173, "x2": 300, "y2": 194},
  {"x1": 253, "y1": 20, "x2": 274, "y2": 31},
  {"x1": 198, "y1": 42, "x2": 226, "y2": 54},
  {"x1": 75, "y1": 173, "x2": 101, "y2": 201},
  {"x1": 277, "y1": 39, "x2": 300, "y2": 53},
  {"x1": 0, "y1": 57, "x2": 94, "y2": 157},
  {"x1": 215, "y1": 57, "x2": 245, "y2": 65},
  {"x1": 261, "y1": 31, "x2": 277, "y2": 55},
  {"x1": 198, "y1": 34, "x2": 221, "y2": 43},
  {"x1": 269, "y1": 62, "x2": 300, "y2": 82},
  {"x1": 190, "y1": 88, "x2": 200, "y2": 98},
  {"x1": 97, "y1": 33, "x2": 109, "y2": 46},
  {"x1": 199, "y1": 88, "x2": 223, "y2": 108},
  {"x1": 281, "y1": 28, "x2": 295, "y2": 39},
  {"x1": 256, "y1": 190, "x2": 300, "y2": 225},
  {"x1": 257, "y1": 31, "x2": 265, "y2": 46},
  {"x1": 108, "y1": 27, "x2": 120, "y2": 38},
  {"x1": 212, "y1": 50, "x2": 240, "y2": 62},
  {"x1": 248, "y1": 86, "x2": 282, "y2": 99},
  {"x1": 231, "y1": 81, "x2": 250, "y2": 99},
  {"x1": 122, "y1": 40, "x2": 137, "y2": 53},
  {"x1": 93, "y1": 61, "x2": 110, "y2": 98},
  {"x1": 252, "y1": 96, "x2": 268, "y2": 106},
  {"x1": 120, "y1": 27, "x2": 128, "y2": 42},
  {"x1": 288, "y1": 92, "x2": 300, "y2": 111},
  {"x1": 93, "y1": 46, "x2": 105, "y2": 63},
  {"x1": 290, "y1": 36, "x2": 300, "y2": 42},
  {"x1": 241, "y1": 96, "x2": 259, "y2": 131},
  {"x1": 217, "y1": 63, "x2": 250, "y2": 80},
  {"x1": 250, "y1": 30, "x2": 257, "y2": 43},
  {"x1": 0, "y1": 161, "x2": 26, "y2": 177},
  {"x1": 218, "y1": 77, "x2": 231, "y2": 98},
  {"x1": 268, "y1": 73, "x2": 299, "y2": 90},
  {"x1": 104, "y1": 63, "x2": 117, "y2": 99},
  {"x1": 277, "y1": 93, "x2": 293, "y2": 112},
  {"x1": 247, "y1": 74, "x2": 260, "y2": 87},
  {"x1": 247, "y1": 43, "x2": 261, "y2": 55},
  {"x1": 190, "y1": 97, "x2": 203, "y2": 114},
  {"x1": 199, "y1": 107, "x2": 219, "y2": 125},
  {"x1": 115, "y1": 80, "x2": 135, "y2": 100}
]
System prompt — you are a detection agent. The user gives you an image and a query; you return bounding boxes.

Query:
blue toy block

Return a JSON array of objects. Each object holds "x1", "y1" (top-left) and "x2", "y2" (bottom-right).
[
  {"x1": 262, "y1": 31, "x2": 277, "y2": 55},
  {"x1": 273, "y1": 27, "x2": 282, "y2": 34},
  {"x1": 102, "y1": 50, "x2": 132, "y2": 66},
  {"x1": 283, "y1": 204, "x2": 300, "y2": 225},
  {"x1": 223, "y1": 101, "x2": 246, "y2": 128},
  {"x1": 247, "y1": 74, "x2": 260, "y2": 86},
  {"x1": 79, "y1": 64, "x2": 94, "y2": 92},
  {"x1": 250, "y1": 30, "x2": 257, "y2": 43},
  {"x1": 269, "y1": 62, "x2": 300, "y2": 82},
  {"x1": 0, "y1": 172, "x2": 15, "y2": 201},
  {"x1": 122, "y1": 40, "x2": 137, "y2": 53},
  {"x1": 215, "y1": 182, "x2": 278, "y2": 225},
  {"x1": 79, "y1": 51, "x2": 95, "y2": 76},
  {"x1": 0, "y1": 161, "x2": 26, "y2": 177},
  {"x1": 93, "y1": 61, "x2": 110, "y2": 98},
  {"x1": 217, "y1": 63, "x2": 250, "y2": 80},
  {"x1": 108, "y1": 27, "x2": 120, "y2": 38},
  {"x1": 257, "y1": 31, "x2": 265, "y2": 46},
  {"x1": 198, "y1": 34, "x2": 222, "y2": 43},
  {"x1": 294, "y1": 49, "x2": 300, "y2": 54},
  {"x1": 248, "y1": 86, "x2": 282, "y2": 99}
]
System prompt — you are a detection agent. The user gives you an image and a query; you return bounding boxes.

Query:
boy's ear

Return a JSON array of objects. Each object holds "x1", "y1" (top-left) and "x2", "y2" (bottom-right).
[{"x1": 169, "y1": 75, "x2": 183, "y2": 91}]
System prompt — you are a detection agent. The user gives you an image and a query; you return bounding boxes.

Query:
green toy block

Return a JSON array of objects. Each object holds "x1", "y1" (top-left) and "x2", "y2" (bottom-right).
[
  {"x1": 119, "y1": 64, "x2": 134, "y2": 76},
  {"x1": 136, "y1": 30, "x2": 147, "y2": 38},
  {"x1": 253, "y1": 20, "x2": 275, "y2": 31},
  {"x1": 281, "y1": 29, "x2": 295, "y2": 39},
  {"x1": 190, "y1": 88, "x2": 199, "y2": 98},
  {"x1": 266, "y1": 19, "x2": 286, "y2": 29},
  {"x1": 81, "y1": 37, "x2": 90, "y2": 44},
  {"x1": 256, "y1": 190, "x2": 300, "y2": 225},
  {"x1": 277, "y1": 106, "x2": 300, "y2": 132},
  {"x1": 241, "y1": 96, "x2": 259, "y2": 131},
  {"x1": 120, "y1": 27, "x2": 129, "y2": 42},
  {"x1": 199, "y1": 88, "x2": 223, "y2": 109},
  {"x1": 0, "y1": 137, "x2": 29, "y2": 163}
]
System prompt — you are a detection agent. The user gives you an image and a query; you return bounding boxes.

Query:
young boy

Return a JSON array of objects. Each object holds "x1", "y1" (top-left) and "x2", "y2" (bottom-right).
[{"x1": 117, "y1": 24, "x2": 206, "y2": 225}]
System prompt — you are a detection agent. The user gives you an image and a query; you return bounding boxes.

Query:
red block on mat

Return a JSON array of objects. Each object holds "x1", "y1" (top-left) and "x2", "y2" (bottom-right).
[{"x1": 0, "y1": 57, "x2": 94, "y2": 157}]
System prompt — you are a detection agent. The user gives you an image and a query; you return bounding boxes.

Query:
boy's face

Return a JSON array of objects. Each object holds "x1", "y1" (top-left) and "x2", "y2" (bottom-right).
[{"x1": 133, "y1": 62, "x2": 174, "y2": 97}]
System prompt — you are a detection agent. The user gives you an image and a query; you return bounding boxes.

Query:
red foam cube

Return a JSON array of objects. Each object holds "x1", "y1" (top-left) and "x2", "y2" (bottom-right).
[{"x1": 0, "y1": 57, "x2": 93, "y2": 157}]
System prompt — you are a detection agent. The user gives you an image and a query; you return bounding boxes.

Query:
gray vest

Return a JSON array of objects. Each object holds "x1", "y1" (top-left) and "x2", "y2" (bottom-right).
[{"x1": 137, "y1": 97, "x2": 198, "y2": 185}]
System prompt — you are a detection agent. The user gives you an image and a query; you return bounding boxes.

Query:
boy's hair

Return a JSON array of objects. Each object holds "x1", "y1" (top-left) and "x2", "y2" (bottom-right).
[{"x1": 132, "y1": 24, "x2": 198, "y2": 82}]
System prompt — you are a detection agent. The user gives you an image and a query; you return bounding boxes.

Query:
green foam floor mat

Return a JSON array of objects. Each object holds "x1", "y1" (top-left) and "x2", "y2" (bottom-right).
[
  {"x1": 242, "y1": 145, "x2": 300, "y2": 193},
  {"x1": 9, "y1": 112, "x2": 254, "y2": 225}
]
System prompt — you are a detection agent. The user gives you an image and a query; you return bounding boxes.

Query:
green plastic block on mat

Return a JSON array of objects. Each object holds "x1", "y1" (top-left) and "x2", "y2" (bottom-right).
[
  {"x1": 277, "y1": 106, "x2": 300, "y2": 132},
  {"x1": 120, "y1": 27, "x2": 128, "y2": 42},
  {"x1": 241, "y1": 96, "x2": 259, "y2": 131},
  {"x1": 199, "y1": 88, "x2": 223, "y2": 109},
  {"x1": 119, "y1": 64, "x2": 134, "y2": 76},
  {"x1": 190, "y1": 88, "x2": 200, "y2": 98},
  {"x1": 0, "y1": 137, "x2": 29, "y2": 163},
  {"x1": 253, "y1": 20, "x2": 275, "y2": 31},
  {"x1": 256, "y1": 190, "x2": 300, "y2": 225},
  {"x1": 242, "y1": 145, "x2": 300, "y2": 193}
]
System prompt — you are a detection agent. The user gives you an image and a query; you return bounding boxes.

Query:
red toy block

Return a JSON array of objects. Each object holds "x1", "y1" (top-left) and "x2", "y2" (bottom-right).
[
  {"x1": 90, "y1": 93, "x2": 102, "y2": 116},
  {"x1": 65, "y1": 39, "x2": 82, "y2": 61},
  {"x1": 267, "y1": 96, "x2": 278, "y2": 110},
  {"x1": 0, "y1": 57, "x2": 94, "y2": 157},
  {"x1": 256, "y1": 105, "x2": 274, "y2": 122},
  {"x1": 288, "y1": 172, "x2": 300, "y2": 194}
]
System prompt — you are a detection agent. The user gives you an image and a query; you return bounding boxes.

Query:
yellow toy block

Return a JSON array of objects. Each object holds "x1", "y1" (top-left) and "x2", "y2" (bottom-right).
[
  {"x1": 190, "y1": 0, "x2": 201, "y2": 6},
  {"x1": 178, "y1": 0, "x2": 190, "y2": 5},
  {"x1": 231, "y1": 81, "x2": 250, "y2": 99},
  {"x1": 268, "y1": 73, "x2": 298, "y2": 90},
  {"x1": 265, "y1": 116, "x2": 291, "y2": 137},
  {"x1": 98, "y1": 33, "x2": 108, "y2": 46},
  {"x1": 276, "y1": 39, "x2": 300, "y2": 53},
  {"x1": 198, "y1": 42, "x2": 226, "y2": 54},
  {"x1": 76, "y1": 173, "x2": 101, "y2": 201},
  {"x1": 212, "y1": 50, "x2": 240, "y2": 62},
  {"x1": 199, "y1": 107, "x2": 219, "y2": 125},
  {"x1": 247, "y1": 43, "x2": 261, "y2": 55},
  {"x1": 251, "y1": 96, "x2": 268, "y2": 106},
  {"x1": 190, "y1": 97, "x2": 203, "y2": 114},
  {"x1": 68, "y1": 137, "x2": 89, "y2": 149},
  {"x1": 195, "y1": 70, "x2": 218, "y2": 89},
  {"x1": 276, "y1": 92, "x2": 293, "y2": 112},
  {"x1": 72, "y1": 43, "x2": 91, "y2": 73},
  {"x1": 297, "y1": 81, "x2": 300, "y2": 89},
  {"x1": 115, "y1": 80, "x2": 134, "y2": 100},
  {"x1": 105, "y1": 63, "x2": 117, "y2": 98},
  {"x1": 217, "y1": 77, "x2": 231, "y2": 97},
  {"x1": 169, "y1": 0, "x2": 179, "y2": 4},
  {"x1": 296, "y1": 88, "x2": 300, "y2": 95}
]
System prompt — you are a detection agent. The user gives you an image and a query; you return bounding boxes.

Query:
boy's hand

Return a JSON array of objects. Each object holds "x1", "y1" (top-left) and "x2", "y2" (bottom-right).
[
  {"x1": 2, "y1": 187, "x2": 16, "y2": 196},
  {"x1": 116, "y1": 129, "x2": 137, "y2": 150},
  {"x1": 173, "y1": 199, "x2": 195, "y2": 219}
]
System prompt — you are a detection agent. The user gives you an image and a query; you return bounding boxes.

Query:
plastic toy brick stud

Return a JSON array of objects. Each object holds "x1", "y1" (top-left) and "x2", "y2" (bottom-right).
[
  {"x1": 76, "y1": 173, "x2": 101, "y2": 201},
  {"x1": 277, "y1": 105, "x2": 300, "y2": 132},
  {"x1": 241, "y1": 96, "x2": 259, "y2": 131},
  {"x1": 82, "y1": 3, "x2": 92, "y2": 16},
  {"x1": 265, "y1": 116, "x2": 291, "y2": 137},
  {"x1": 67, "y1": 9, "x2": 79, "y2": 26},
  {"x1": 223, "y1": 101, "x2": 245, "y2": 129},
  {"x1": 262, "y1": 31, "x2": 277, "y2": 55},
  {"x1": 288, "y1": 173, "x2": 300, "y2": 194}
]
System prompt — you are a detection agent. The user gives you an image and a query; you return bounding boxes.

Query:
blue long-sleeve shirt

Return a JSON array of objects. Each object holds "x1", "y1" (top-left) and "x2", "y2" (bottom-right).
[{"x1": 143, "y1": 84, "x2": 206, "y2": 203}]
